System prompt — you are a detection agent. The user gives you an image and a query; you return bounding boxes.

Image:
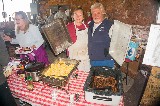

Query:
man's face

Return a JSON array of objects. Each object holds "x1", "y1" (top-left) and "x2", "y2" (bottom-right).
[{"x1": 91, "y1": 8, "x2": 104, "y2": 24}]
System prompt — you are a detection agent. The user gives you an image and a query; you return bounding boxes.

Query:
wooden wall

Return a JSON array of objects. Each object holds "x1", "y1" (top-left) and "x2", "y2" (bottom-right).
[{"x1": 38, "y1": 0, "x2": 158, "y2": 26}]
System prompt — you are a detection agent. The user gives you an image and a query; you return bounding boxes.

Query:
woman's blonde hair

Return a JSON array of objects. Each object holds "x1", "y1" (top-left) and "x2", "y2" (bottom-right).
[
  {"x1": 90, "y1": 3, "x2": 106, "y2": 15},
  {"x1": 14, "y1": 11, "x2": 31, "y2": 34}
]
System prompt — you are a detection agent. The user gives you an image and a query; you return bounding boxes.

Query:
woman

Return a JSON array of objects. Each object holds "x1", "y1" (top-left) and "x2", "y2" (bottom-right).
[
  {"x1": 2, "y1": 11, "x2": 49, "y2": 66},
  {"x1": 67, "y1": 8, "x2": 90, "y2": 72},
  {"x1": 88, "y1": 3, "x2": 114, "y2": 68}
]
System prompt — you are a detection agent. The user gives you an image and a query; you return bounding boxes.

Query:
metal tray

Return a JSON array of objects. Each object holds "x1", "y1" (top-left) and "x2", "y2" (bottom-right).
[
  {"x1": 41, "y1": 18, "x2": 72, "y2": 55},
  {"x1": 38, "y1": 58, "x2": 79, "y2": 87},
  {"x1": 84, "y1": 67, "x2": 123, "y2": 96}
]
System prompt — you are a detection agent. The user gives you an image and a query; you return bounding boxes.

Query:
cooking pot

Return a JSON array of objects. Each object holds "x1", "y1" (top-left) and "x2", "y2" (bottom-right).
[{"x1": 25, "y1": 62, "x2": 45, "y2": 81}]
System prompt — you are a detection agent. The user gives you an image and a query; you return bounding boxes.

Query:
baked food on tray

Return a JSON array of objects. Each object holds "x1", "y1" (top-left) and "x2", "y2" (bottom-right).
[
  {"x1": 15, "y1": 47, "x2": 33, "y2": 54},
  {"x1": 38, "y1": 58, "x2": 79, "y2": 87}
]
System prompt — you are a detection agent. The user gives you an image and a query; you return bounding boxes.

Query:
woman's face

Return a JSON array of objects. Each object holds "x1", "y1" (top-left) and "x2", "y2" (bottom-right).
[
  {"x1": 73, "y1": 10, "x2": 84, "y2": 24},
  {"x1": 15, "y1": 15, "x2": 25, "y2": 29},
  {"x1": 91, "y1": 8, "x2": 104, "y2": 24}
]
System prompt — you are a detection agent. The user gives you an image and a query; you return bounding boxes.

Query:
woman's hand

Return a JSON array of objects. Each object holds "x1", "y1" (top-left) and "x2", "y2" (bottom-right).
[
  {"x1": 31, "y1": 45, "x2": 36, "y2": 49},
  {"x1": 1, "y1": 35, "x2": 12, "y2": 42}
]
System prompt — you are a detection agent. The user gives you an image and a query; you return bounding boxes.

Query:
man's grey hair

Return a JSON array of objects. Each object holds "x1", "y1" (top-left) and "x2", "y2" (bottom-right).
[{"x1": 90, "y1": 2, "x2": 106, "y2": 15}]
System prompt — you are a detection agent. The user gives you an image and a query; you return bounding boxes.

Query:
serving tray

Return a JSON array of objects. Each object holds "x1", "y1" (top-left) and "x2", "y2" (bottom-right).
[
  {"x1": 84, "y1": 66, "x2": 123, "y2": 96},
  {"x1": 38, "y1": 58, "x2": 79, "y2": 87},
  {"x1": 41, "y1": 19, "x2": 72, "y2": 55},
  {"x1": 83, "y1": 66, "x2": 123, "y2": 105}
]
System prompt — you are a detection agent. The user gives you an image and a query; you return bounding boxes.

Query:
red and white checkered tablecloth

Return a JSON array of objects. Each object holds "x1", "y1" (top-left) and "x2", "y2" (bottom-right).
[{"x1": 7, "y1": 70, "x2": 124, "y2": 106}]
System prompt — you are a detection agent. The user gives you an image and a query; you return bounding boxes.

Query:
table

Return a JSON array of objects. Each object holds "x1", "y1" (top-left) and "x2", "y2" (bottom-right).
[{"x1": 7, "y1": 70, "x2": 124, "y2": 106}]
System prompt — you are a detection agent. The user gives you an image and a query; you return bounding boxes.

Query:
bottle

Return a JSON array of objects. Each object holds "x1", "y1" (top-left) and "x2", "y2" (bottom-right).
[{"x1": 26, "y1": 76, "x2": 34, "y2": 90}]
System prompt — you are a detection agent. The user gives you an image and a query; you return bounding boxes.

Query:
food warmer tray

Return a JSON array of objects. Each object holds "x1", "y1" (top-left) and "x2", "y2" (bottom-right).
[
  {"x1": 83, "y1": 66, "x2": 123, "y2": 105},
  {"x1": 38, "y1": 58, "x2": 79, "y2": 87}
]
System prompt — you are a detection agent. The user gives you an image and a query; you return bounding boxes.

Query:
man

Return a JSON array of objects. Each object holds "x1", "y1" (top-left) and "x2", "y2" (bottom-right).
[
  {"x1": 88, "y1": 3, "x2": 114, "y2": 68},
  {"x1": 0, "y1": 35, "x2": 17, "y2": 106}
]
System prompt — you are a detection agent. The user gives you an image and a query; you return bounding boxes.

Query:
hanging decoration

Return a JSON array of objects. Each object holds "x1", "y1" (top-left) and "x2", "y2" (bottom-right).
[
  {"x1": 2, "y1": 11, "x2": 7, "y2": 18},
  {"x1": 1, "y1": 0, "x2": 7, "y2": 19}
]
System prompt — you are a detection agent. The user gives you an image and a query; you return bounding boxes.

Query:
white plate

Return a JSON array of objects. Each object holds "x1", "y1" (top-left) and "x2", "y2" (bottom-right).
[{"x1": 15, "y1": 47, "x2": 33, "y2": 54}]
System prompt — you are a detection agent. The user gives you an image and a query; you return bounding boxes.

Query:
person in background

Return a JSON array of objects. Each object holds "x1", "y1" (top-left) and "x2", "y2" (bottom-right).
[
  {"x1": 86, "y1": 11, "x2": 93, "y2": 24},
  {"x1": 65, "y1": 9, "x2": 72, "y2": 23},
  {"x1": 0, "y1": 36, "x2": 17, "y2": 106},
  {"x1": 88, "y1": 3, "x2": 114, "y2": 68},
  {"x1": 46, "y1": 9, "x2": 56, "y2": 24},
  {"x1": 67, "y1": 7, "x2": 91, "y2": 72},
  {"x1": 54, "y1": 6, "x2": 68, "y2": 24},
  {"x1": 2, "y1": 11, "x2": 50, "y2": 66}
]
